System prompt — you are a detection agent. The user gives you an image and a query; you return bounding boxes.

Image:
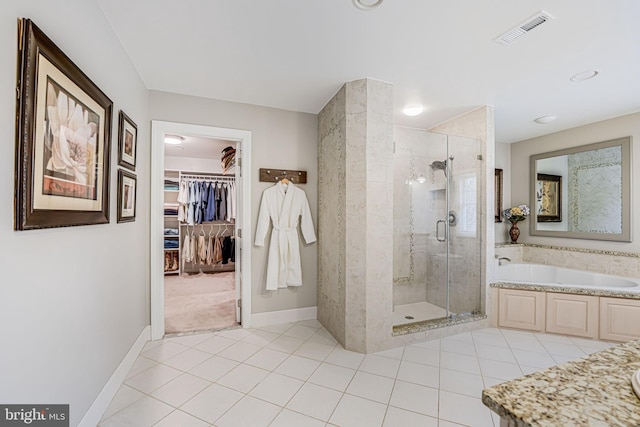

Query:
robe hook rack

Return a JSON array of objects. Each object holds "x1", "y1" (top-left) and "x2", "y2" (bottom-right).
[{"x1": 259, "y1": 168, "x2": 308, "y2": 184}]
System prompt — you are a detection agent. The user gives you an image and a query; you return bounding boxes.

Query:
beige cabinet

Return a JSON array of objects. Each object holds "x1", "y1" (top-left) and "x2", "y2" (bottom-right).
[
  {"x1": 498, "y1": 289, "x2": 545, "y2": 332},
  {"x1": 599, "y1": 297, "x2": 640, "y2": 342},
  {"x1": 546, "y1": 293, "x2": 599, "y2": 338}
]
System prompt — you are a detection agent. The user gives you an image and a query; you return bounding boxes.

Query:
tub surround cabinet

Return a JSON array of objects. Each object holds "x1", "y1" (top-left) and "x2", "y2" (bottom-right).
[
  {"x1": 497, "y1": 289, "x2": 545, "y2": 332},
  {"x1": 482, "y1": 339, "x2": 640, "y2": 426},
  {"x1": 600, "y1": 297, "x2": 640, "y2": 342},
  {"x1": 546, "y1": 293, "x2": 599, "y2": 338},
  {"x1": 492, "y1": 285, "x2": 640, "y2": 341}
]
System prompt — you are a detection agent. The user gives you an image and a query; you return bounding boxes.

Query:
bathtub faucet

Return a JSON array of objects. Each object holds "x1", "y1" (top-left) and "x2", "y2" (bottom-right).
[{"x1": 497, "y1": 256, "x2": 511, "y2": 266}]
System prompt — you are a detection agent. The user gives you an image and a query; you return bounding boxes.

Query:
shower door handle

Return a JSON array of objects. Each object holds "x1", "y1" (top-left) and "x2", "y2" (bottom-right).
[{"x1": 436, "y1": 219, "x2": 447, "y2": 242}]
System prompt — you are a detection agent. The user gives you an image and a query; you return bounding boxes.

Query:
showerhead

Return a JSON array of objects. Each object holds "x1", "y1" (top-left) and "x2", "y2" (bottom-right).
[
  {"x1": 430, "y1": 160, "x2": 447, "y2": 170},
  {"x1": 430, "y1": 159, "x2": 448, "y2": 177}
]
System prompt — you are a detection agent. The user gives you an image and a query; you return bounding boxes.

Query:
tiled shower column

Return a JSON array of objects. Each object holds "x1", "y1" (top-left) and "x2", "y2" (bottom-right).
[{"x1": 318, "y1": 78, "x2": 394, "y2": 353}]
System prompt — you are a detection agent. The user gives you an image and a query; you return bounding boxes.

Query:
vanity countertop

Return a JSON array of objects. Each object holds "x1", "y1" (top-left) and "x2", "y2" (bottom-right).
[{"x1": 482, "y1": 339, "x2": 640, "y2": 426}]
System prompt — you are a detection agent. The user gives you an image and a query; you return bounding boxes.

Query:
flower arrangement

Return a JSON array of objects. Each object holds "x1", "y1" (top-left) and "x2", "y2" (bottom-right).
[{"x1": 503, "y1": 205, "x2": 530, "y2": 224}]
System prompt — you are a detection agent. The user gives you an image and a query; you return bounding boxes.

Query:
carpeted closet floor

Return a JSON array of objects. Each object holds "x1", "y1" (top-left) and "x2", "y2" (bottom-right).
[{"x1": 164, "y1": 272, "x2": 238, "y2": 334}]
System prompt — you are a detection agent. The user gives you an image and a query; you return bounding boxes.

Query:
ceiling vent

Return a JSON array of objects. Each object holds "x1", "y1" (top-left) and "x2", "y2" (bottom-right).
[{"x1": 493, "y1": 10, "x2": 555, "y2": 45}]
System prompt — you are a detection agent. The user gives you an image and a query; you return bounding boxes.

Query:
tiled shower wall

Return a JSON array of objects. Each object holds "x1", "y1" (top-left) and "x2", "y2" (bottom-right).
[
  {"x1": 317, "y1": 78, "x2": 395, "y2": 353},
  {"x1": 318, "y1": 85, "x2": 347, "y2": 347}
]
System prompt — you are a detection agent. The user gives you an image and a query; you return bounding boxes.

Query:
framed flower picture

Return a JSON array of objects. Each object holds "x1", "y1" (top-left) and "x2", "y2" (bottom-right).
[
  {"x1": 14, "y1": 19, "x2": 112, "y2": 230},
  {"x1": 117, "y1": 169, "x2": 137, "y2": 223},
  {"x1": 118, "y1": 110, "x2": 137, "y2": 170}
]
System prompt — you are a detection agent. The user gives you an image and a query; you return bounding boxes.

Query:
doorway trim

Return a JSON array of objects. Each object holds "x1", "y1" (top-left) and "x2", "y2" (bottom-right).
[{"x1": 150, "y1": 120, "x2": 252, "y2": 340}]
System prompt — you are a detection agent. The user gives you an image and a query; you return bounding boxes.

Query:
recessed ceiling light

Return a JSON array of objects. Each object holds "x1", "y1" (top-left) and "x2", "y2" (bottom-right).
[
  {"x1": 570, "y1": 70, "x2": 599, "y2": 82},
  {"x1": 403, "y1": 105, "x2": 424, "y2": 116},
  {"x1": 534, "y1": 115, "x2": 557, "y2": 124},
  {"x1": 353, "y1": 0, "x2": 383, "y2": 10},
  {"x1": 164, "y1": 136, "x2": 183, "y2": 145}
]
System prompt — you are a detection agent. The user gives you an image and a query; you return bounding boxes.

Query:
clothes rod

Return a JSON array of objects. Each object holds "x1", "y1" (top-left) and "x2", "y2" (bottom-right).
[
  {"x1": 259, "y1": 168, "x2": 307, "y2": 184},
  {"x1": 181, "y1": 174, "x2": 235, "y2": 181}
]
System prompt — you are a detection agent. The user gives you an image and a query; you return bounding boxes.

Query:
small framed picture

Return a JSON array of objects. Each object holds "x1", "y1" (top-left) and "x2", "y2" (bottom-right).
[
  {"x1": 117, "y1": 169, "x2": 137, "y2": 223},
  {"x1": 118, "y1": 110, "x2": 137, "y2": 171},
  {"x1": 536, "y1": 173, "x2": 562, "y2": 222}
]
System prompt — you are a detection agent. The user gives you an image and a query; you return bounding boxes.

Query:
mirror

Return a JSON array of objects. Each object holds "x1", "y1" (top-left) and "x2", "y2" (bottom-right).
[{"x1": 530, "y1": 137, "x2": 631, "y2": 242}]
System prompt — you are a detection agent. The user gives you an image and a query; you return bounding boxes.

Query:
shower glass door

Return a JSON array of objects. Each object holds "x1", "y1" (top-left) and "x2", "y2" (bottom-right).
[{"x1": 392, "y1": 129, "x2": 482, "y2": 327}]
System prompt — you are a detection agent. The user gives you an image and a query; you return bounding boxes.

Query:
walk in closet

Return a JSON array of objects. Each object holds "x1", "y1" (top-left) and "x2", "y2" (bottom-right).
[{"x1": 163, "y1": 136, "x2": 239, "y2": 335}]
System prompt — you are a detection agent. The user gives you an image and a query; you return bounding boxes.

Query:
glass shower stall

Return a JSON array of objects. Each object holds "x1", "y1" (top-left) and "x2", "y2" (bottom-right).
[{"x1": 392, "y1": 129, "x2": 482, "y2": 326}]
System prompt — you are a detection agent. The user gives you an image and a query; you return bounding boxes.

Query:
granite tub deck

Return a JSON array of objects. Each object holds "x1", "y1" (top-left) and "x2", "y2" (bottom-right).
[
  {"x1": 490, "y1": 282, "x2": 640, "y2": 299},
  {"x1": 482, "y1": 339, "x2": 640, "y2": 426}
]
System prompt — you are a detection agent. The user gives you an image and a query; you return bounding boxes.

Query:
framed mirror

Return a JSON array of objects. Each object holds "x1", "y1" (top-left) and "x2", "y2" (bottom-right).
[{"x1": 530, "y1": 137, "x2": 632, "y2": 242}]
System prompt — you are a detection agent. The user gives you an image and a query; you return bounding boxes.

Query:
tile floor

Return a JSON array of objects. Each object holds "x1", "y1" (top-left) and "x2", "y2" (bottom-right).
[{"x1": 99, "y1": 321, "x2": 617, "y2": 427}]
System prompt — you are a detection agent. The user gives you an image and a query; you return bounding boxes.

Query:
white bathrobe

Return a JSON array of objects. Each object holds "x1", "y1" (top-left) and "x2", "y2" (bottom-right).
[{"x1": 255, "y1": 182, "x2": 316, "y2": 290}]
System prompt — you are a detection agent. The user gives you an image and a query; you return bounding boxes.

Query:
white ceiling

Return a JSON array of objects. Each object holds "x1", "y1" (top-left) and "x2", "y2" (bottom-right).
[
  {"x1": 164, "y1": 136, "x2": 234, "y2": 159},
  {"x1": 98, "y1": 0, "x2": 640, "y2": 144}
]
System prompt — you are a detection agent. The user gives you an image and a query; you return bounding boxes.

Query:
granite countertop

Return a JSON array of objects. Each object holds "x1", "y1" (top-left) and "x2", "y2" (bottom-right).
[
  {"x1": 490, "y1": 282, "x2": 640, "y2": 300},
  {"x1": 482, "y1": 339, "x2": 640, "y2": 426}
]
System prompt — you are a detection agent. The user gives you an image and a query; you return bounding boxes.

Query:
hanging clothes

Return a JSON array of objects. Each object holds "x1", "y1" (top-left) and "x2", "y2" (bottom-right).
[
  {"x1": 178, "y1": 175, "x2": 235, "y2": 225},
  {"x1": 206, "y1": 233, "x2": 214, "y2": 265},
  {"x1": 194, "y1": 181, "x2": 203, "y2": 224},
  {"x1": 213, "y1": 236, "x2": 223, "y2": 263},
  {"x1": 197, "y1": 232, "x2": 207, "y2": 264},
  {"x1": 190, "y1": 231, "x2": 197, "y2": 264},
  {"x1": 177, "y1": 179, "x2": 188, "y2": 222},
  {"x1": 227, "y1": 181, "x2": 237, "y2": 220},
  {"x1": 186, "y1": 181, "x2": 196, "y2": 225},
  {"x1": 182, "y1": 231, "x2": 192, "y2": 271},
  {"x1": 255, "y1": 181, "x2": 316, "y2": 290},
  {"x1": 204, "y1": 182, "x2": 215, "y2": 222},
  {"x1": 222, "y1": 236, "x2": 235, "y2": 264},
  {"x1": 219, "y1": 184, "x2": 228, "y2": 221}
]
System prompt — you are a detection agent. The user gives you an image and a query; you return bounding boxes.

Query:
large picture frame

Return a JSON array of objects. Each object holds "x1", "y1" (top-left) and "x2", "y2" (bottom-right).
[
  {"x1": 118, "y1": 110, "x2": 137, "y2": 170},
  {"x1": 15, "y1": 19, "x2": 112, "y2": 230},
  {"x1": 117, "y1": 169, "x2": 137, "y2": 223},
  {"x1": 536, "y1": 173, "x2": 562, "y2": 222}
]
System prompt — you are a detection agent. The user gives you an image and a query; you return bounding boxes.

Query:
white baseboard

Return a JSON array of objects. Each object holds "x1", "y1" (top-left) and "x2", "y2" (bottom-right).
[
  {"x1": 251, "y1": 306, "x2": 317, "y2": 328},
  {"x1": 79, "y1": 325, "x2": 150, "y2": 427}
]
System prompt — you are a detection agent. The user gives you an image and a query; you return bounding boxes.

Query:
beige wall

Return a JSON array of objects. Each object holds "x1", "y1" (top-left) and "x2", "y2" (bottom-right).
[
  {"x1": 510, "y1": 112, "x2": 640, "y2": 252},
  {"x1": 0, "y1": 2, "x2": 149, "y2": 424},
  {"x1": 495, "y1": 142, "x2": 511, "y2": 243},
  {"x1": 149, "y1": 91, "x2": 319, "y2": 314}
]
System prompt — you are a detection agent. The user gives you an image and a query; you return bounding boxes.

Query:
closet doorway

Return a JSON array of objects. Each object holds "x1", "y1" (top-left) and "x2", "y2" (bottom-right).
[{"x1": 151, "y1": 121, "x2": 252, "y2": 340}]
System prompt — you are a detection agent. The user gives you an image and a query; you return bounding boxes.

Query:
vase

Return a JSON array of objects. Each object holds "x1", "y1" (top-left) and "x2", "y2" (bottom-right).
[{"x1": 509, "y1": 222, "x2": 520, "y2": 244}]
